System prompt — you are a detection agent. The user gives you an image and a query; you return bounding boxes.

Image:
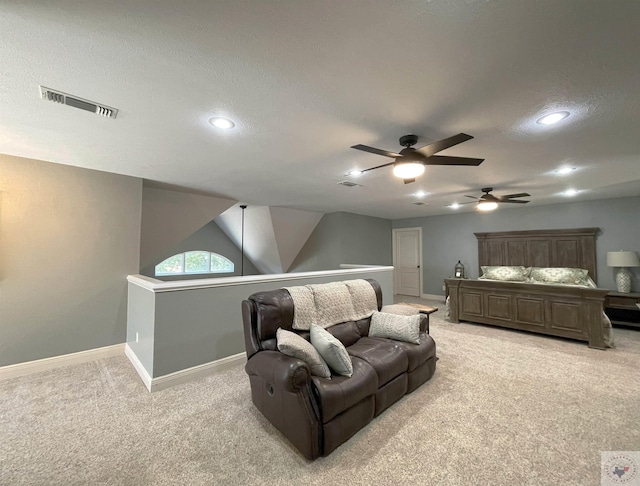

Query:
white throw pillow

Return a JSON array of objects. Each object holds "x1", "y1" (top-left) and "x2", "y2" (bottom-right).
[
  {"x1": 276, "y1": 328, "x2": 331, "y2": 379},
  {"x1": 369, "y1": 311, "x2": 421, "y2": 344},
  {"x1": 528, "y1": 267, "x2": 589, "y2": 285},
  {"x1": 310, "y1": 324, "x2": 353, "y2": 377},
  {"x1": 479, "y1": 266, "x2": 529, "y2": 281}
]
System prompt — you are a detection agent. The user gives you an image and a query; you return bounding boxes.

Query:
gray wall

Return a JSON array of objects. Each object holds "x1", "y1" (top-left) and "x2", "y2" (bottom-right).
[
  {"x1": 0, "y1": 154, "x2": 142, "y2": 366},
  {"x1": 290, "y1": 212, "x2": 392, "y2": 272},
  {"x1": 128, "y1": 268, "x2": 394, "y2": 378},
  {"x1": 340, "y1": 212, "x2": 393, "y2": 265},
  {"x1": 393, "y1": 196, "x2": 640, "y2": 296},
  {"x1": 140, "y1": 220, "x2": 260, "y2": 280},
  {"x1": 139, "y1": 185, "x2": 235, "y2": 268}
]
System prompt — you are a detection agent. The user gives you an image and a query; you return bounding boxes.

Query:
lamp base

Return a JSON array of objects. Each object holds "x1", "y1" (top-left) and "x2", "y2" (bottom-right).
[{"x1": 615, "y1": 267, "x2": 632, "y2": 293}]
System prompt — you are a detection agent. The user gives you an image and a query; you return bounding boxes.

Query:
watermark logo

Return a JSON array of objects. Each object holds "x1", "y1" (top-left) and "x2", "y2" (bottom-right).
[{"x1": 602, "y1": 451, "x2": 640, "y2": 485}]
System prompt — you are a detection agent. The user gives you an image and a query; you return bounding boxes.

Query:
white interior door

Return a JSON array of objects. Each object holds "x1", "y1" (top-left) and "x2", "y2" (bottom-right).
[{"x1": 393, "y1": 228, "x2": 422, "y2": 297}]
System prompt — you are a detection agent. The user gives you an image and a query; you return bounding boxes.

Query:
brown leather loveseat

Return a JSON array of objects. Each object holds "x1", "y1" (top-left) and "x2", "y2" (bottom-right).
[{"x1": 241, "y1": 279, "x2": 437, "y2": 459}]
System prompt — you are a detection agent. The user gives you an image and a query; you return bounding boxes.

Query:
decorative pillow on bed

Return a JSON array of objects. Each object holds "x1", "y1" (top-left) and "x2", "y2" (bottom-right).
[
  {"x1": 276, "y1": 328, "x2": 331, "y2": 379},
  {"x1": 528, "y1": 267, "x2": 589, "y2": 285},
  {"x1": 479, "y1": 266, "x2": 529, "y2": 282},
  {"x1": 310, "y1": 324, "x2": 353, "y2": 377},
  {"x1": 369, "y1": 311, "x2": 421, "y2": 344}
]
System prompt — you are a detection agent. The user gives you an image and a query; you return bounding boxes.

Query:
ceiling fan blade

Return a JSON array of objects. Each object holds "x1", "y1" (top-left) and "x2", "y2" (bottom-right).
[
  {"x1": 464, "y1": 195, "x2": 479, "y2": 199},
  {"x1": 351, "y1": 144, "x2": 402, "y2": 158},
  {"x1": 424, "y1": 155, "x2": 484, "y2": 166},
  {"x1": 403, "y1": 178, "x2": 416, "y2": 184},
  {"x1": 498, "y1": 193, "x2": 531, "y2": 199},
  {"x1": 416, "y1": 133, "x2": 474, "y2": 157},
  {"x1": 460, "y1": 200, "x2": 477, "y2": 205},
  {"x1": 499, "y1": 200, "x2": 530, "y2": 204},
  {"x1": 360, "y1": 161, "x2": 396, "y2": 172}
]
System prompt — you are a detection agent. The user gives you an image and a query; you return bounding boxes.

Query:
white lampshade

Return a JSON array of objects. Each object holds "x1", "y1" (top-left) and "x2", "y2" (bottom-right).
[
  {"x1": 393, "y1": 162, "x2": 425, "y2": 179},
  {"x1": 607, "y1": 251, "x2": 640, "y2": 267}
]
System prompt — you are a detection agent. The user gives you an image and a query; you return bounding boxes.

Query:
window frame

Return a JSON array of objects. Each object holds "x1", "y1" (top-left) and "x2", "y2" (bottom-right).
[{"x1": 155, "y1": 250, "x2": 235, "y2": 277}]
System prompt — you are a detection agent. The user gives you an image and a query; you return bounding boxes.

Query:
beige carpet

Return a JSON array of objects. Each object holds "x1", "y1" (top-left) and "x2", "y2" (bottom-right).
[{"x1": 1, "y1": 304, "x2": 639, "y2": 485}]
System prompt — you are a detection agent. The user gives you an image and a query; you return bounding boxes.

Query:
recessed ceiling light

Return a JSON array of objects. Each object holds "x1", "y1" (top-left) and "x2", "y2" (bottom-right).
[
  {"x1": 448, "y1": 203, "x2": 460, "y2": 209},
  {"x1": 209, "y1": 117, "x2": 235, "y2": 129},
  {"x1": 563, "y1": 188, "x2": 579, "y2": 197},
  {"x1": 414, "y1": 191, "x2": 427, "y2": 198},
  {"x1": 536, "y1": 111, "x2": 570, "y2": 125},
  {"x1": 347, "y1": 169, "x2": 363, "y2": 177},
  {"x1": 554, "y1": 167, "x2": 577, "y2": 175}
]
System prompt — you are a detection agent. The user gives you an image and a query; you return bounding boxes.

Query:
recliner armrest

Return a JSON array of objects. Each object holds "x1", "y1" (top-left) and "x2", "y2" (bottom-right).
[
  {"x1": 245, "y1": 350, "x2": 311, "y2": 392},
  {"x1": 245, "y1": 350, "x2": 322, "y2": 459}
]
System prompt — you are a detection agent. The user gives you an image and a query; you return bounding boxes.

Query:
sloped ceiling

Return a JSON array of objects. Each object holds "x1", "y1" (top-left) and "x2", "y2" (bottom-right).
[
  {"x1": 1, "y1": 1, "x2": 639, "y2": 219},
  {"x1": 270, "y1": 207, "x2": 324, "y2": 272},
  {"x1": 215, "y1": 205, "x2": 322, "y2": 274},
  {"x1": 140, "y1": 186, "x2": 236, "y2": 268}
]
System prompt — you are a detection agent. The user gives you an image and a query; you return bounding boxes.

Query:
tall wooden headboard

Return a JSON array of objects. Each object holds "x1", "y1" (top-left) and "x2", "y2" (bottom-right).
[{"x1": 475, "y1": 228, "x2": 600, "y2": 282}]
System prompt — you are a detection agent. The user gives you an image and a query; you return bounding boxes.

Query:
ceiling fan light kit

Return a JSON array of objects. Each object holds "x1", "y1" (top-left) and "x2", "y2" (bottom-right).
[
  {"x1": 350, "y1": 132, "x2": 484, "y2": 184},
  {"x1": 393, "y1": 162, "x2": 425, "y2": 180},
  {"x1": 477, "y1": 201, "x2": 499, "y2": 211},
  {"x1": 462, "y1": 187, "x2": 531, "y2": 211}
]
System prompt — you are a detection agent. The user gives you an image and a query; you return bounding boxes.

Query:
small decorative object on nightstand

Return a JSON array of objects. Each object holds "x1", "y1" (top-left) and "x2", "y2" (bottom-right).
[
  {"x1": 607, "y1": 250, "x2": 640, "y2": 293},
  {"x1": 454, "y1": 260, "x2": 465, "y2": 278}
]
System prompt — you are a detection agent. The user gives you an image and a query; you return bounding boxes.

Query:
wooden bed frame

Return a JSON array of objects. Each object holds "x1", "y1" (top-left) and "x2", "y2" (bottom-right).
[{"x1": 445, "y1": 228, "x2": 609, "y2": 349}]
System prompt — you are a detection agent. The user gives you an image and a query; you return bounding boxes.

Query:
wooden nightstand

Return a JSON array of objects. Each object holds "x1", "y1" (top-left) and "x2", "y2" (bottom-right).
[{"x1": 605, "y1": 291, "x2": 640, "y2": 328}]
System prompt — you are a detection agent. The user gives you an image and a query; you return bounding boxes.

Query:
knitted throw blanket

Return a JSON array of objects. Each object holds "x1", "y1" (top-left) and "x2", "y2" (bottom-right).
[{"x1": 283, "y1": 279, "x2": 378, "y2": 330}]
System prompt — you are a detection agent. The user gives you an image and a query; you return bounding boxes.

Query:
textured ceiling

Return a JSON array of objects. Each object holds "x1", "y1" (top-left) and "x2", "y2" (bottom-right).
[{"x1": 1, "y1": 1, "x2": 639, "y2": 219}]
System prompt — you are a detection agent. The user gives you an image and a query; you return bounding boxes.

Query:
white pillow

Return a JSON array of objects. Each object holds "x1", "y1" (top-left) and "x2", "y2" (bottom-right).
[
  {"x1": 528, "y1": 267, "x2": 589, "y2": 285},
  {"x1": 310, "y1": 324, "x2": 353, "y2": 377},
  {"x1": 369, "y1": 311, "x2": 421, "y2": 344},
  {"x1": 276, "y1": 328, "x2": 331, "y2": 379},
  {"x1": 479, "y1": 266, "x2": 529, "y2": 281}
]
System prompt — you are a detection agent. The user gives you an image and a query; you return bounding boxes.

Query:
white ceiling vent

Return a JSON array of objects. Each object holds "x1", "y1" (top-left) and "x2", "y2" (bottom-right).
[
  {"x1": 337, "y1": 180, "x2": 361, "y2": 187},
  {"x1": 39, "y1": 86, "x2": 118, "y2": 119}
]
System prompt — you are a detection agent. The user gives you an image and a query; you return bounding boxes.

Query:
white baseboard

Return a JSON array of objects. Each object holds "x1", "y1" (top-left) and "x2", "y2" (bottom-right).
[
  {"x1": 421, "y1": 293, "x2": 446, "y2": 302},
  {"x1": 124, "y1": 344, "x2": 153, "y2": 391},
  {"x1": 125, "y1": 345, "x2": 247, "y2": 393},
  {"x1": 0, "y1": 343, "x2": 125, "y2": 381}
]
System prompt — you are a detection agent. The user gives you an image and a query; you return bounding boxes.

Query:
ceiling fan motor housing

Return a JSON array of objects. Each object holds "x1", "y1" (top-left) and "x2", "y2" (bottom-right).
[{"x1": 399, "y1": 134, "x2": 418, "y2": 147}]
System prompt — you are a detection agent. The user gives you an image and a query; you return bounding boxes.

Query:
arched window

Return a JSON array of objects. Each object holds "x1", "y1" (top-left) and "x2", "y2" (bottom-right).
[{"x1": 155, "y1": 251, "x2": 234, "y2": 276}]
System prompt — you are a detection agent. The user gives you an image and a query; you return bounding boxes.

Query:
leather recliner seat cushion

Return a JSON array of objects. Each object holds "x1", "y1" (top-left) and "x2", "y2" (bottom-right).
[
  {"x1": 371, "y1": 333, "x2": 436, "y2": 372},
  {"x1": 406, "y1": 357, "x2": 436, "y2": 394},
  {"x1": 311, "y1": 357, "x2": 378, "y2": 423},
  {"x1": 373, "y1": 373, "x2": 408, "y2": 416},
  {"x1": 347, "y1": 337, "x2": 408, "y2": 387}
]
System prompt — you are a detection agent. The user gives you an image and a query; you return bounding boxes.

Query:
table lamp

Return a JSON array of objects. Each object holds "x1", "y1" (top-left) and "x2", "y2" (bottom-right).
[{"x1": 607, "y1": 250, "x2": 640, "y2": 293}]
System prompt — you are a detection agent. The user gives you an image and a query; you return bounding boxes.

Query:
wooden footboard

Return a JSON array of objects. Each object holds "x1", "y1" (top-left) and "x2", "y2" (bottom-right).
[{"x1": 445, "y1": 279, "x2": 609, "y2": 349}]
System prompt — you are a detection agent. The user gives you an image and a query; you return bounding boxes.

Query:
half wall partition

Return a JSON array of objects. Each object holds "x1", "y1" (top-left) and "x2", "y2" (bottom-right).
[{"x1": 126, "y1": 266, "x2": 394, "y2": 391}]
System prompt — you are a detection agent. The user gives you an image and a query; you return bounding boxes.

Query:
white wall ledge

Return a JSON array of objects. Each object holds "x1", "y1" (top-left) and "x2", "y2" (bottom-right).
[{"x1": 127, "y1": 266, "x2": 394, "y2": 293}]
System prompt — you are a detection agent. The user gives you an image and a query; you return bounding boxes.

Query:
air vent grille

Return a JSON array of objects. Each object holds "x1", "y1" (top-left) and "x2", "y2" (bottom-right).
[
  {"x1": 413, "y1": 202, "x2": 426, "y2": 206},
  {"x1": 39, "y1": 86, "x2": 118, "y2": 119},
  {"x1": 337, "y1": 181, "x2": 361, "y2": 187},
  {"x1": 46, "y1": 91, "x2": 64, "y2": 103}
]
